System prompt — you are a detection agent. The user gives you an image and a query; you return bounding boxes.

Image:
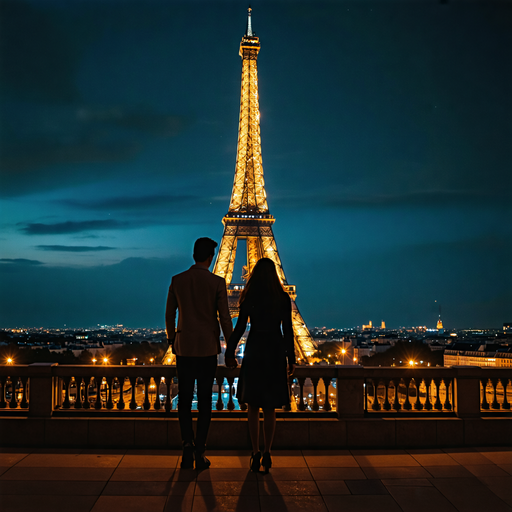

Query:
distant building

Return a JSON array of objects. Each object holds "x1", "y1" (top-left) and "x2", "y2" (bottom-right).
[
  {"x1": 437, "y1": 315, "x2": 444, "y2": 334},
  {"x1": 444, "y1": 346, "x2": 512, "y2": 367}
]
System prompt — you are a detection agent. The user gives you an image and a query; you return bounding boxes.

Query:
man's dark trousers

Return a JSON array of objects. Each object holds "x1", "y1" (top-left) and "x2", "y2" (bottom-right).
[{"x1": 176, "y1": 355, "x2": 217, "y2": 453}]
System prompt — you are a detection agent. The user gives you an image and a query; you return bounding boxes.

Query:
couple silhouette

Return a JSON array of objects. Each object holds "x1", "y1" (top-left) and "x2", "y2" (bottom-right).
[{"x1": 165, "y1": 238, "x2": 296, "y2": 472}]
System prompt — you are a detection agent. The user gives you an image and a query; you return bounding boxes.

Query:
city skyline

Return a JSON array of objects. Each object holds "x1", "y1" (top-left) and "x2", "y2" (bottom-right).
[{"x1": 0, "y1": 1, "x2": 510, "y2": 329}]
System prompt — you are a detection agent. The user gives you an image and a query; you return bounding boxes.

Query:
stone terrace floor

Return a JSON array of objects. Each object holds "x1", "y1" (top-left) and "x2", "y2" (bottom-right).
[{"x1": 0, "y1": 447, "x2": 511, "y2": 512}]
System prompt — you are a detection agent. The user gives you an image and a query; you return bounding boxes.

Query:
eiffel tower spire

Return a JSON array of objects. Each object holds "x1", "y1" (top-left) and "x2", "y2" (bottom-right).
[{"x1": 213, "y1": 8, "x2": 317, "y2": 363}]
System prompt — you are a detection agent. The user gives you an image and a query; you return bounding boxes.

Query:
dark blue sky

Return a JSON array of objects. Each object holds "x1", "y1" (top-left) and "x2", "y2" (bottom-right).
[{"x1": 0, "y1": 0, "x2": 510, "y2": 329}]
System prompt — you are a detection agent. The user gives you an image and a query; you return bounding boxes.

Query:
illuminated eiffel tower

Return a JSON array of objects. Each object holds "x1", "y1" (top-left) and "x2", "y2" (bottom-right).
[{"x1": 213, "y1": 8, "x2": 316, "y2": 363}]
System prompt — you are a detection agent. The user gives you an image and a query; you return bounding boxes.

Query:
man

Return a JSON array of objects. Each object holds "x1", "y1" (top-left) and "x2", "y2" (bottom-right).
[{"x1": 165, "y1": 237, "x2": 233, "y2": 469}]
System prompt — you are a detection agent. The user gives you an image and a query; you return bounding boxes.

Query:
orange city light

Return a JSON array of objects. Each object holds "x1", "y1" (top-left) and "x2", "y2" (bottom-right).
[
  {"x1": 409, "y1": 360, "x2": 414, "y2": 366},
  {"x1": 6, "y1": 357, "x2": 13, "y2": 365},
  {"x1": 103, "y1": 357, "x2": 109, "y2": 364}
]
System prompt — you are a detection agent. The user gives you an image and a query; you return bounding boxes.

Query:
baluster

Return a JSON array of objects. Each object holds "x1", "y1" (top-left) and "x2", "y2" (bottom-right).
[
  {"x1": 226, "y1": 375, "x2": 235, "y2": 411},
  {"x1": 143, "y1": 378, "x2": 151, "y2": 410},
  {"x1": 322, "y1": 377, "x2": 332, "y2": 412},
  {"x1": 165, "y1": 377, "x2": 172, "y2": 413},
  {"x1": 0, "y1": 377, "x2": 7, "y2": 408},
  {"x1": 413, "y1": 378, "x2": 423, "y2": 410},
  {"x1": 154, "y1": 377, "x2": 162, "y2": 411},
  {"x1": 402, "y1": 378, "x2": 412, "y2": 410},
  {"x1": 371, "y1": 379, "x2": 380, "y2": 411},
  {"x1": 433, "y1": 378, "x2": 443, "y2": 410},
  {"x1": 311, "y1": 377, "x2": 320, "y2": 411},
  {"x1": 129, "y1": 377, "x2": 138, "y2": 410},
  {"x1": 490, "y1": 378, "x2": 500, "y2": 410},
  {"x1": 216, "y1": 377, "x2": 224, "y2": 411},
  {"x1": 297, "y1": 377, "x2": 306, "y2": 411},
  {"x1": 8, "y1": 378, "x2": 18, "y2": 409},
  {"x1": 443, "y1": 379, "x2": 452, "y2": 410},
  {"x1": 423, "y1": 378, "x2": 433, "y2": 411},
  {"x1": 382, "y1": 379, "x2": 392, "y2": 411},
  {"x1": 83, "y1": 377, "x2": 91, "y2": 409},
  {"x1": 117, "y1": 378, "x2": 126, "y2": 410},
  {"x1": 480, "y1": 379, "x2": 489, "y2": 410},
  {"x1": 501, "y1": 379, "x2": 510, "y2": 410},
  {"x1": 94, "y1": 378, "x2": 103, "y2": 410},
  {"x1": 74, "y1": 378, "x2": 83, "y2": 409},
  {"x1": 392, "y1": 380, "x2": 401, "y2": 411},
  {"x1": 19, "y1": 376, "x2": 29, "y2": 408},
  {"x1": 105, "y1": 377, "x2": 114, "y2": 409},
  {"x1": 60, "y1": 377, "x2": 71, "y2": 409}
]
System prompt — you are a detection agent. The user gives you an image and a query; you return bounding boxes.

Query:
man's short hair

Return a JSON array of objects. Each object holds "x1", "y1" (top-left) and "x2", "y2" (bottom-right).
[{"x1": 193, "y1": 237, "x2": 218, "y2": 262}]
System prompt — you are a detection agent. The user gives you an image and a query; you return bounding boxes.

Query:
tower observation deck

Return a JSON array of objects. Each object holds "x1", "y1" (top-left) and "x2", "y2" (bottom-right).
[{"x1": 213, "y1": 8, "x2": 317, "y2": 363}]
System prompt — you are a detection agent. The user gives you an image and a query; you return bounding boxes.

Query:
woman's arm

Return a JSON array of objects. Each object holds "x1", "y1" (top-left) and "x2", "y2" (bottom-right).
[
  {"x1": 282, "y1": 295, "x2": 296, "y2": 365},
  {"x1": 225, "y1": 300, "x2": 249, "y2": 359}
]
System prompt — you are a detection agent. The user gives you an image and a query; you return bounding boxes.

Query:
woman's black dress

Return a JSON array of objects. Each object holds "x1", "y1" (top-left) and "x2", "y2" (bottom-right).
[{"x1": 226, "y1": 293, "x2": 295, "y2": 409}]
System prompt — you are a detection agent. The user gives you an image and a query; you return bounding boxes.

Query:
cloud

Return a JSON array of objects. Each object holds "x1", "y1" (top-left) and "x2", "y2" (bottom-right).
[
  {"x1": 61, "y1": 194, "x2": 200, "y2": 212},
  {"x1": 0, "y1": 137, "x2": 140, "y2": 174},
  {"x1": 0, "y1": 105, "x2": 191, "y2": 197},
  {"x1": 35, "y1": 245, "x2": 116, "y2": 252},
  {"x1": 0, "y1": 258, "x2": 44, "y2": 265},
  {"x1": 18, "y1": 220, "x2": 131, "y2": 235}
]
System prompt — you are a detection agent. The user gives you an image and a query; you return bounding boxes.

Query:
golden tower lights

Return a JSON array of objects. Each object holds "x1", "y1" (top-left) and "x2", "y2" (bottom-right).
[{"x1": 213, "y1": 8, "x2": 316, "y2": 363}]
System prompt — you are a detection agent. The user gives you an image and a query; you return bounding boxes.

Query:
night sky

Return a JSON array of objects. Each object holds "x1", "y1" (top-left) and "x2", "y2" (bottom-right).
[{"x1": 0, "y1": 0, "x2": 510, "y2": 330}]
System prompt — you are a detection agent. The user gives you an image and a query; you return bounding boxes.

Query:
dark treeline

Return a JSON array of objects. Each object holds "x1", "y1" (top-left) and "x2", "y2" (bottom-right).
[
  {"x1": 361, "y1": 340, "x2": 443, "y2": 367},
  {"x1": 0, "y1": 341, "x2": 167, "y2": 365}
]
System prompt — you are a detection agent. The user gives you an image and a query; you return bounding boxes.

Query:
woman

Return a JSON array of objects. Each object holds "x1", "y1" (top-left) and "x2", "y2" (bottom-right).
[{"x1": 225, "y1": 258, "x2": 295, "y2": 473}]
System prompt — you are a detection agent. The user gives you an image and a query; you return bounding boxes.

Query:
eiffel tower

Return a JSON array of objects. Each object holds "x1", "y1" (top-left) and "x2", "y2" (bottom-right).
[{"x1": 212, "y1": 8, "x2": 316, "y2": 363}]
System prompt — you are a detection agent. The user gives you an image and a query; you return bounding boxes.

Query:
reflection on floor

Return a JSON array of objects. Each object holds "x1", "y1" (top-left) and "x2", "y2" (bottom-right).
[{"x1": 0, "y1": 446, "x2": 511, "y2": 511}]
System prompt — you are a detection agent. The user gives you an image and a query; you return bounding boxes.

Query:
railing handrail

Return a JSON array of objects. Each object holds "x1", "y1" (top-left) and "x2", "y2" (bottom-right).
[{"x1": 1, "y1": 363, "x2": 512, "y2": 378}]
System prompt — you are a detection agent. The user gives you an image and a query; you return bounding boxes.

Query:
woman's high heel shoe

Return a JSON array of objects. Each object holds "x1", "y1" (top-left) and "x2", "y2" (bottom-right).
[
  {"x1": 261, "y1": 452, "x2": 272, "y2": 474},
  {"x1": 250, "y1": 451, "x2": 261, "y2": 472}
]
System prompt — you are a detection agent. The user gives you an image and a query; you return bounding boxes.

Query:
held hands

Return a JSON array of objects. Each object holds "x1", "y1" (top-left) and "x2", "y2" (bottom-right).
[{"x1": 225, "y1": 357, "x2": 238, "y2": 369}]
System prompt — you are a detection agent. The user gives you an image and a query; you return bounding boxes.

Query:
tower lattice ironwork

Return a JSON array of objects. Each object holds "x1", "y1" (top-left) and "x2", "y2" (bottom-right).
[{"x1": 213, "y1": 8, "x2": 316, "y2": 363}]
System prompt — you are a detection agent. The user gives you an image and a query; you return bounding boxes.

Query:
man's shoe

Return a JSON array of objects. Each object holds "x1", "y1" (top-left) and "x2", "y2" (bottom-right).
[
  {"x1": 195, "y1": 452, "x2": 211, "y2": 470},
  {"x1": 181, "y1": 442, "x2": 195, "y2": 469}
]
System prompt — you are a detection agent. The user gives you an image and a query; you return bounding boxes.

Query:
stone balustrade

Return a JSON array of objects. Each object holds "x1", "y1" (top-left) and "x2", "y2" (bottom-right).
[{"x1": 0, "y1": 364, "x2": 510, "y2": 419}]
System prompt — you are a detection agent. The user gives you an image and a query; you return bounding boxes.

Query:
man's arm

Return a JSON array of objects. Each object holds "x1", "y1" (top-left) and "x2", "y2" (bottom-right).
[
  {"x1": 165, "y1": 280, "x2": 178, "y2": 347},
  {"x1": 217, "y1": 279, "x2": 233, "y2": 344}
]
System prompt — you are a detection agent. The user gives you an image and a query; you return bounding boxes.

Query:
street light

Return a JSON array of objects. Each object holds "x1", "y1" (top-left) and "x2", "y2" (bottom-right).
[
  {"x1": 341, "y1": 348, "x2": 346, "y2": 366},
  {"x1": 92, "y1": 358, "x2": 97, "y2": 365},
  {"x1": 6, "y1": 357, "x2": 13, "y2": 365},
  {"x1": 103, "y1": 357, "x2": 109, "y2": 365},
  {"x1": 409, "y1": 360, "x2": 414, "y2": 366}
]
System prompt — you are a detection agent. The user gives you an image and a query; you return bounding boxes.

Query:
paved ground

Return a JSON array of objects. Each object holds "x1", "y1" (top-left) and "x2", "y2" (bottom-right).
[{"x1": 0, "y1": 446, "x2": 511, "y2": 511}]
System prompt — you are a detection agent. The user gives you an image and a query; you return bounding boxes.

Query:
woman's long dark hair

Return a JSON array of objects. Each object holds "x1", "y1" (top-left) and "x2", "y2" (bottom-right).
[{"x1": 239, "y1": 258, "x2": 286, "y2": 308}]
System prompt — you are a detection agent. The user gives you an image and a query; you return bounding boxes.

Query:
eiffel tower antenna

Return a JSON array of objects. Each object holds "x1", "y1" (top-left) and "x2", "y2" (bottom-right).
[{"x1": 213, "y1": 7, "x2": 317, "y2": 363}]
